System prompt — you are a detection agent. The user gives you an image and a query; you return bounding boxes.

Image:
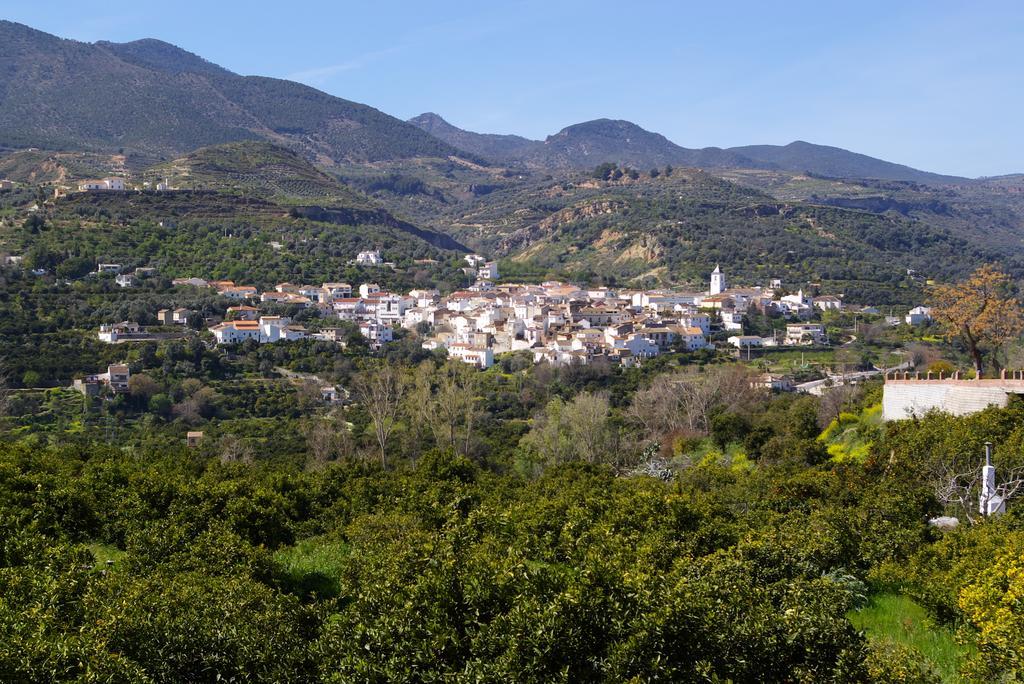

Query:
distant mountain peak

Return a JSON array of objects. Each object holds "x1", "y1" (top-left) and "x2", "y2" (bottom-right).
[
  {"x1": 96, "y1": 38, "x2": 233, "y2": 77},
  {"x1": 408, "y1": 112, "x2": 538, "y2": 164},
  {"x1": 408, "y1": 112, "x2": 461, "y2": 136},
  {"x1": 545, "y1": 119, "x2": 677, "y2": 149},
  {"x1": 410, "y1": 112, "x2": 448, "y2": 125}
]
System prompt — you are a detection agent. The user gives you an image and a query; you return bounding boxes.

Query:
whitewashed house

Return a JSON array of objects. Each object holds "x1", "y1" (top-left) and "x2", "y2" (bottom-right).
[
  {"x1": 79, "y1": 177, "x2": 126, "y2": 192},
  {"x1": 98, "y1": 321, "x2": 143, "y2": 343},
  {"x1": 785, "y1": 323, "x2": 827, "y2": 346},
  {"x1": 814, "y1": 295, "x2": 843, "y2": 312},
  {"x1": 356, "y1": 250, "x2": 384, "y2": 265},
  {"x1": 728, "y1": 335, "x2": 764, "y2": 349},
  {"x1": 322, "y1": 282, "x2": 353, "y2": 299},
  {"x1": 478, "y1": 261, "x2": 500, "y2": 280},
  {"x1": 447, "y1": 343, "x2": 494, "y2": 369},
  {"x1": 720, "y1": 310, "x2": 744, "y2": 331},
  {"x1": 671, "y1": 326, "x2": 709, "y2": 351},
  {"x1": 905, "y1": 306, "x2": 933, "y2": 325},
  {"x1": 359, "y1": 320, "x2": 393, "y2": 348},
  {"x1": 209, "y1": 320, "x2": 261, "y2": 344},
  {"x1": 681, "y1": 313, "x2": 712, "y2": 335}
]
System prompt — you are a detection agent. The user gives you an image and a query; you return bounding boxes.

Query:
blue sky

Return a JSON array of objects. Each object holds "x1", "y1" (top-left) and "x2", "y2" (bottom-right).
[{"x1": 7, "y1": 0, "x2": 1023, "y2": 176}]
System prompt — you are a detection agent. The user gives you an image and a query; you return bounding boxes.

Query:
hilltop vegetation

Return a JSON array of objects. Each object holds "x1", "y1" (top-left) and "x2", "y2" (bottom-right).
[
  {"x1": 0, "y1": 139, "x2": 470, "y2": 294},
  {"x1": 329, "y1": 159, "x2": 1024, "y2": 304},
  {"x1": 5, "y1": 140, "x2": 1022, "y2": 309},
  {"x1": 408, "y1": 113, "x2": 539, "y2": 165},
  {"x1": 729, "y1": 140, "x2": 964, "y2": 184}
]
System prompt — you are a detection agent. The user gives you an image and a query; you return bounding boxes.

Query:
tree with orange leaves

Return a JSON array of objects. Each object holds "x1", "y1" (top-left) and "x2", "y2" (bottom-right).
[{"x1": 929, "y1": 264, "x2": 1024, "y2": 377}]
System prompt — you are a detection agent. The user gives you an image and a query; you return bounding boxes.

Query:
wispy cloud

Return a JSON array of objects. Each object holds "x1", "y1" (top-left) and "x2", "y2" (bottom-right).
[{"x1": 285, "y1": 46, "x2": 407, "y2": 86}]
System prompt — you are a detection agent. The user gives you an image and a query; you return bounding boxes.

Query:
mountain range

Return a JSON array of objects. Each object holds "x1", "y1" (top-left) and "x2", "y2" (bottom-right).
[
  {"x1": 0, "y1": 20, "x2": 987, "y2": 184},
  {"x1": 4, "y1": 21, "x2": 1024, "y2": 306},
  {"x1": 408, "y1": 113, "x2": 965, "y2": 184}
]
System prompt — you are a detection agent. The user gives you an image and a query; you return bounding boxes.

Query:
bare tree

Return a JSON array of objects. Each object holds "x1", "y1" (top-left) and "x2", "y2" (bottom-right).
[
  {"x1": 628, "y1": 366, "x2": 762, "y2": 440},
  {"x1": 934, "y1": 460, "x2": 1024, "y2": 525},
  {"x1": 353, "y1": 367, "x2": 405, "y2": 468},
  {"x1": 905, "y1": 342, "x2": 941, "y2": 370},
  {"x1": 628, "y1": 373, "x2": 688, "y2": 440},
  {"x1": 294, "y1": 379, "x2": 323, "y2": 412},
  {"x1": 303, "y1": 412, "x2": 355, "y2": 469},
  {"x1": 858, "y1": 321, "x2": 887, "y2": 346},
  {"x1": 404, "y1": 362, "x2": 436, "y2": 459},
  {"x1": 817, "y1": 382, "x2": 861, "y2": 429},
  {"x1": 171, "y1": 386, "x2": 218, "y2": 425},
  {"x1": 405, "y1": 362, "x2": 482, "y2": 458},
  {"x1": 219, "y1": 434, "x2": 254, "y2": 465},
  {"x1": 674, "y1": 366, "x2": 762, "y2": 434}
]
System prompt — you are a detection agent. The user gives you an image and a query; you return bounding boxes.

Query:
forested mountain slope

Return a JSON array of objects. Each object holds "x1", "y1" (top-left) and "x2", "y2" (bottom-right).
[{"x1": 0, "y1": 21, "x2": 466, "y2": 164}]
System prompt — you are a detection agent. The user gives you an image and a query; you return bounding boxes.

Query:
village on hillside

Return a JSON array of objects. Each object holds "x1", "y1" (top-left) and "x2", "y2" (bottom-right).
[{"x1": 81, "y1": 256, "x2": 932, "y2": 395}]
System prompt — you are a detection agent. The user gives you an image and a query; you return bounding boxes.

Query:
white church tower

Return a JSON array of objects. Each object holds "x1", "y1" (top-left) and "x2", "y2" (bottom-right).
[
  {"x1": 980, "y1": 442, "x2": 1006, "y2": 516},
  {"x1": 710, "y1": 265, "x2": 727, "y2": 295}
]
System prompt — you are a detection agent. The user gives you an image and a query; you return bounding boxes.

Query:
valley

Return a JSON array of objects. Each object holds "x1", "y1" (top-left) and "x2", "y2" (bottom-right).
[{"x1": 2, "y1": 14, "x2": 1024, "y2": 683}]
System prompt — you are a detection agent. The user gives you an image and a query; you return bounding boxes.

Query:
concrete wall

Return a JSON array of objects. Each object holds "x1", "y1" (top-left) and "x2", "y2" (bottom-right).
[{"x1": 882, "y1": 377, "x2": 1024, "y2": 421}]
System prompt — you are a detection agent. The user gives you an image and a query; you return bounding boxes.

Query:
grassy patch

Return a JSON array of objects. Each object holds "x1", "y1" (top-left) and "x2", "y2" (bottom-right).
[
  {"x1": 850, "y1": 593, "x2": 972, "y2": 683},
  {"x1": 273, "y1": 537, "x2": 350, "y2": 599},
  {"x1": 746, "y1": 348, "x2": 837, "y2": 375},
  {"x1": 87, "y1": 542, "x2": 125, "y2": 569}
]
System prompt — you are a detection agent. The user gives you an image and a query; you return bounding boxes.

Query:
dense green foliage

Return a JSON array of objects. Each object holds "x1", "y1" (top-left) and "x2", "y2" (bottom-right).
[
  {"x1": 7, "y1": 390, "x2": 1024, "y2": 682},
  {"x1": 0, "y1": 443, "x2": 886, "y2": 682},
  {"x1": 720, "y1": 168, "x2": 1024, "y2": 254},
  {"x1": 2, "y1": 326, "x2": 1024, "y2": 681}
]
